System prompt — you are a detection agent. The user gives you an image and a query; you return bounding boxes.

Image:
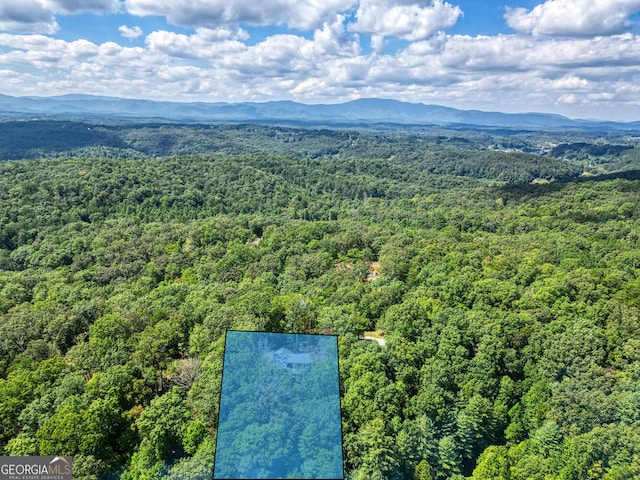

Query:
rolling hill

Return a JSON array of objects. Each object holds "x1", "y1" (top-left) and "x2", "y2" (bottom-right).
[{"x1": 2, "y1": 94, "x2": 640, "y2": 129}]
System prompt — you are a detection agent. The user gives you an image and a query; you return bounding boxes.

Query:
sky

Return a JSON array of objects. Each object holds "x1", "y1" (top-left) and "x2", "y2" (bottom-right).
[{"x1": 1, "y1": 0, "x2": 640, "y2": 121}]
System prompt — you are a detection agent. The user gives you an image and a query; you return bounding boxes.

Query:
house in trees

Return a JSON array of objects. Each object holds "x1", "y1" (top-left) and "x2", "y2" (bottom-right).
[{"x1": 267, "y1": 347, "x2": 312, "y2": 371}]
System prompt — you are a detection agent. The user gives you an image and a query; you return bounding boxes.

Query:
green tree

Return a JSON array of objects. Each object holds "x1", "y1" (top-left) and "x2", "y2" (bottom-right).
[{"x1": 471, "y1": 445, "x2": 510, "y2": 480}]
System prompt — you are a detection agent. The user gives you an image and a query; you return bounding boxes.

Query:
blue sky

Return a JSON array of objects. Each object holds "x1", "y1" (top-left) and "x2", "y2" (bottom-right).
[
  {"x1": 2, "y1": 0, "x2": 640, "y2": 120},
  {"x1": 51, "y1": 2, "x2": 526, "y2": 46}
]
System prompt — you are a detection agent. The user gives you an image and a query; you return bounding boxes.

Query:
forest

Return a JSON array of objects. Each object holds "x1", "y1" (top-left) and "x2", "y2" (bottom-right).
[
  {"x1": 214, "y1": 332, "x2": 343, "y2": 479},
  {"x1": 0, "y1": 121, "x2": 640, "y2": 479}
]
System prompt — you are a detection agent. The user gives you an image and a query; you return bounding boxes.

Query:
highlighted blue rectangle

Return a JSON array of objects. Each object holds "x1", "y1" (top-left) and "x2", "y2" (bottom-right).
[{"x1": 214, "y1": 331, "x2": 344, "y2": 480}]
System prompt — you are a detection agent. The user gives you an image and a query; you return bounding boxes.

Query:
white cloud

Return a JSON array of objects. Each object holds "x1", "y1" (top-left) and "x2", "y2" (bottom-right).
[
  {"x1": 0, "y1": 1, "x2": 59, "y2": 34},
  {"x1": 551, "y1": 75, "x2": 589, "y2": 89},
  {"x1": 506, "y1": 0, "x2": 640, "y2": 37},
  {"x1": 370, "y1": 35, "x2": 385, "y2": 54},
  {"x1": 524, "y1": 33, "x2": 640, "y2": 70},
  {"x1": 588, "y1": 92, "x2": 615, "y2": 101},
  {"x1": 0, "y1": 34, "x2": 99, "y2": 68},
  {"x1": 218, "y1": 34, "x2": 314, "y2": 77},
  {"x1": 44, "y1": 0, "x2": 122, "y2": 14},
  {"x1": 351, "y1": 0, "x2": 462, "y2": 41},
  {"x1": 3, "y1": 19, "x2": 640, "y2": 120},
  {"x1": 119, "y1": 25, "x2": 143, "y2": 40},
  {"x1": 145, "y1": 28, "x2": 249, "y2": 59},
  {"x1": 558, "y1": 93, "x2": 579, "y2": 104},
  {"x1": 313, "y1": 15, "x2": 360, "y2": 57},
  {"x1": 125, "y1": 0, "x2": 356, "y2": 30},
  {"x1": 0, "y1": 0, "x2": 121, "y2": 33}
]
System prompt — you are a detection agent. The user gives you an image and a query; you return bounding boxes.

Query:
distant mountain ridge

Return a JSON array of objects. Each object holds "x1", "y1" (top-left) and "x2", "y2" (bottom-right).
[{"x1": 1, "y1": 94, "x2": 639, "y2": 129}]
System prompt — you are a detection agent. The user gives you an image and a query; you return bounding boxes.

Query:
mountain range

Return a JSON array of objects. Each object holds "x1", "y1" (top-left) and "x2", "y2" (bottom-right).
[{"x1": 1, "y1": 94, "x2": 639, "y2": 130}]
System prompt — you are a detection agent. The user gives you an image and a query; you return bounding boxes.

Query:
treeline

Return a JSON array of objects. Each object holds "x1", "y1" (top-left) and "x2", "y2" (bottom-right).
[
  {"x1": 405, "y1": 149, "x2": 580, "y2": 183},
  {"x1": 0, "y1": 121, "x2": 589, "y2": 183},
  {"x1": 0, "y1": 155, "x2": 472, "y2": 252},
  {"x1": 0, "y1": 153, "x2": 640, "y2": 479},
  {"x1": 550, "y1": 142, "x2": 634, "y2": 158},
  {"x1": 550, "y1": 142, "x2": 640, "y2": 174}
]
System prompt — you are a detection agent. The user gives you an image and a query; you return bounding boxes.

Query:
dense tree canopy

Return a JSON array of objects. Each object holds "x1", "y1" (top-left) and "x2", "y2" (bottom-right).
[{"x1": 0, "y1": 124, "x2": 639, "y2": 479}]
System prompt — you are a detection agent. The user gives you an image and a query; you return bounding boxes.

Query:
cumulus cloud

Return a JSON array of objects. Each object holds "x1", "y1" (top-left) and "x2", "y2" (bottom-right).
[
  {"x1": 125, "y1": 0, "x2": 355, "y2": 30},
  {"x1": 0, "y1": 34, "x2": 100, "y2": 70},
  {"x1": 119, "y1": 25, "x2": 143, "y2": 39},
  {"x1": 218, "y1": 33, "x2": 314, "y2": 77},
  {"x1": 145, "y1": 28, "x2": 249, "y2": 59},
  {"x1": 0, "y1": 1, "x2": 59, "y2": 33},
  {"x1": 0, "y1": 0, "x2": 121, "y2": 33},
  {"x1": 506, "y1": 0, "x2": 640, "y2": 37},
  {"x1": 524, "y1": 33, "x2": 640, "y2": 69},
  {"x1": 350, "y1": 0, "x2": 462, "y2": 41},
  {"x1": 45, "y1": 0, "x2": 122, "y2": 14},
  {"x1": 313, "y1": 15, "x2": 360, "y2": 57},
  {"x1": 2, "y1": 13, "x2": 640, "y2": 119},
  {"x1": 551, "y1": 75, "x2": 589, "y2": 89}
]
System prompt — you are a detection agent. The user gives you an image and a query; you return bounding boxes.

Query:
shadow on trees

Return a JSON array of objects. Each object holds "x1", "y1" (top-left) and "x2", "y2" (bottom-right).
[
  {"x1": 495, "y1": 168, "x2": 640, "y2": 200},
  {"x1": 0, "y1": 121, "x2": 127, "y2": 160}
]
